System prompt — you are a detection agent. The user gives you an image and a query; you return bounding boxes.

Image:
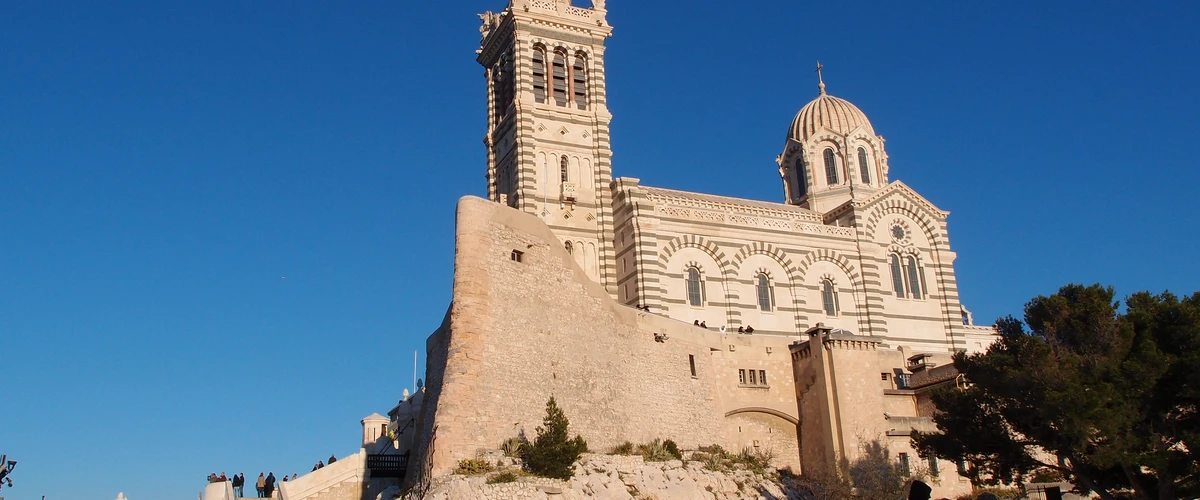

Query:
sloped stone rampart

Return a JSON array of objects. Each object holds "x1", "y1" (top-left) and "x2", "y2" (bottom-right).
[{"x1": 421, "y1": 454, "x2": 809, "y2": 500}]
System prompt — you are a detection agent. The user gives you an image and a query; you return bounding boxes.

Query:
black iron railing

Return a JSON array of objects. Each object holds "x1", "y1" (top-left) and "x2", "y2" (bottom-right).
[{"x1": 367, "y1": 454, "x2": 408, "y2": 478}]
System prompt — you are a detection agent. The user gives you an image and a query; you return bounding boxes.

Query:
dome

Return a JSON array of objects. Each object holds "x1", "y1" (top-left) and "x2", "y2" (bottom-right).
[{"x1": 787, "y1": 87, "x2": 875, "y2": 142}]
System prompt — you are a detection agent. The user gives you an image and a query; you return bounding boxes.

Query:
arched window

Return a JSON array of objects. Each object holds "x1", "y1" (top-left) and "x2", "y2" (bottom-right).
[
  {"x1": 551, "y1": 50, "x2": 568, "y2": 106},
  {"x1": 823, "y1": 148, "x2": 839, "y2": 185},
  {"x1": 794, "y1": 157, "x2": 807, "y2": 198},
  {"x1": 532, "y1": 47, "x2": 547, "y2": 104},
  {"x1": 821, "y1": 279, "x2": 839, "y2": 316},
  {"x1": 905, "y1": 256, "x2": 925, "y2": 300},
  {"x1": 564, "y1": 241, "x2": 573, "y2": 255},
  {"x1": 756, "y1": 274, "x2": 774, "y2": 312},
  {"x1": 858, "y1": 147, "x2": 871, "y2": 185},
  {"x1": 572, "y1": 53, "x2": 588, "y2": 110},
  {"x1": 560, "y1": 156, "x2": 569, "y2": 182},
  {"x1": 889, "y1": 254, "x2": 906, "y2": 297},
  {"x1": 686, "y1": 268, "x2": 703, "y2": 307}
]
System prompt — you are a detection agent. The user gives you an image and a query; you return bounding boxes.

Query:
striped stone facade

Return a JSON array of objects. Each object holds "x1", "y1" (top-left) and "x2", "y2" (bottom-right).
[{"x1": 424, "y1": 3, "x2": 999, "y2": 497}]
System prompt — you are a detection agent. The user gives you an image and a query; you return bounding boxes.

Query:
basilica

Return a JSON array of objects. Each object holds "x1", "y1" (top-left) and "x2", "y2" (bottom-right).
[{"x1": 400, "y1": 1, "x2": 999, "y2": 498}]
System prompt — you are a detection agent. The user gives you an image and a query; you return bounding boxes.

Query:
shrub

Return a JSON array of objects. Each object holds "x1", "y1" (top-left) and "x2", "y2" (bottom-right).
[
  {"x1": 454, "y1": 458, "x2": 495, "y2": 475},
  {"x1": 501, "y1": 436, "x2": 526, "y2": 458},
  {"x1": 610, "y1": 441, "x2": 635, "y2": 455},
  {"x1": 521, "y1": 396, "x2": 588, "y2": 480},
  {"x1": 637, "y1": 439, "x2": 677, "y2": 462},
  {"x1": 662, "y1": 439, "x2": 682, "y2": 460},
  {"x1": 487, "y1": 471, "x2": 519, "y2": 484},
  {"x1": 1029, "y1": 468, "x2": 1064, "y2": 483},
  {"x1": 971, "y1": 487, "x2": 1022, "y2": 500}
]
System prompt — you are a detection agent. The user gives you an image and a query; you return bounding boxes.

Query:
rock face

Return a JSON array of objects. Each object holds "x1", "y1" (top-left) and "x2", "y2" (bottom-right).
[{"x1": 420, "y1": 454, "x2": 808, "y2": 500}]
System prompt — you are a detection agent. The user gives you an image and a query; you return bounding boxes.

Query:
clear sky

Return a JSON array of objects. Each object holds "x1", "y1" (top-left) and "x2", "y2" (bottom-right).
[{"x1": 2, "y1": 1, "x2": 1198, "y2": 498}]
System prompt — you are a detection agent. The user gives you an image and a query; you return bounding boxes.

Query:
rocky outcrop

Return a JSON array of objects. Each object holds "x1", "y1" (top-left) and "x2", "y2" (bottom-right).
[{"x1": 420, "y1": 454, "x2": 809, "y2": 500}]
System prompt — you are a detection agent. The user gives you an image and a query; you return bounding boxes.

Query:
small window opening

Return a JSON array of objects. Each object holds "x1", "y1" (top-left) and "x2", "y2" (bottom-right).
[
  {"x1": 858, "y1": 147, "x2": 871, "y2": 185},
  {"x1": 881, "y1": 373, "x2": 889, "y2": 381},
  {"x1": 756, "y1": 274, "x2": 773, "y2": 312},
  {"x1": 738, "y1": 369, "x2": 746, "y2": 385},
  {"x1": 686, "y1": 268, "x2": 703, "y2": 307},
  {"x1": 511, "y1": 250, "x2": 524, "y2": 262},
  {"x1": 689, "y1": 354, "x2": 697, "y2": 377},
  {"x1": 823, "y1": 148, "x2": 839, "y2": 185},
  {"x1": 821, "y1": 279, "x2": 839, "y2": 316},
  {"x1": 759, "y1": 370, "x2": 767, "y2": 386}
]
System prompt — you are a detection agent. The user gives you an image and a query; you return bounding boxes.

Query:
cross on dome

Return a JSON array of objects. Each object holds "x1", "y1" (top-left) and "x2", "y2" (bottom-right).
[{"x1": 816, "y1": 61, "x2": 826, "y2": 95}]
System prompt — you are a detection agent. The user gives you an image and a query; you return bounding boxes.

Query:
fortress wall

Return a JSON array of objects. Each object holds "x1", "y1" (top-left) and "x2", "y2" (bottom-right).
[{"x1": 416, "y1": 196, "x2": 735, "y2": 479}]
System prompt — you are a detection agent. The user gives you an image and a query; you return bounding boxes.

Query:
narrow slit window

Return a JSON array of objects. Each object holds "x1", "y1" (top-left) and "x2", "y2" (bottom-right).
[
  {"x1": 756, "y1": 274, "x2": 773, "y2": 311},
  {"x1": 532, "y1": 47, "x2": 547, "y2": 104},
  {"x1": 823, "y1": 148, "x2": 839, "y2": 185},
  {"x1": 738, "y1": 369, "x2": 746, "y2": 385},
  {"x1": 689, "y1": 354, "x2": 696, "y2": 377},
  {"x1": 686, "y1": 268, "x2": 703, "y2": 307},
  {"x1": 749, "y1": 370, "x2": 757, "y2": 385},
  {"x1": 759, "y1": 370, "x2": 767, "y2": 386},
  {"x1": 889, "y1": 254, "x2": 906, "y2": 297},
  {"x1": 560, "y1": 156, "x2": 569, "y2": 182},
  {"x1": 794, "y1": 157, "x2": 808, "y2": 197},
  {"x1": 821, "y1": 279, "x2": 839, "y2": 316},
  {"x1": 858, "y1": 147, "x2": 871, "y2": 185}
]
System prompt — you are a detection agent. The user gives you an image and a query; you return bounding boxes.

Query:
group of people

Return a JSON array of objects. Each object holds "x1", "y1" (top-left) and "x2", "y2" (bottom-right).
[
  {"x1": 691, "y1": 320, "x2": 756, "y2": 334},
  {"x1": 310, "y1": 453, "x2": 338, "y2": 472},
  {"x1": 206, "y1": 471, "x2": 299, "y2": 497}
]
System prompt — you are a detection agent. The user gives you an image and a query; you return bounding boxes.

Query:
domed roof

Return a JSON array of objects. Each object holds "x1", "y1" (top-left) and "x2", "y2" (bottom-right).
[{"x1": 787, "y1": 82, "x2": 875, "y2": 142}]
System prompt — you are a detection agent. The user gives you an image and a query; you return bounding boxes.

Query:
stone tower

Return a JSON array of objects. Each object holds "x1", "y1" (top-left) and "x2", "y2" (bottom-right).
[{"x1": 477, "y1": 0, "x2": 617, "y2": 294}]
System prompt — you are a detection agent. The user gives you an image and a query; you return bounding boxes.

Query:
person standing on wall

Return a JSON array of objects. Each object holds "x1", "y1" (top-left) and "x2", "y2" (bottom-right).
[
  {"x1": 256, "y1": 472, "x2": 266, "y2": 498},
  {"x1": 328, "y1": 453, "x2": 336, "y2": 465},
  {"x1": 232, "y1": 472, "x2": 244, "y2": 497},
  {"x1": 265, "y1": 472, "x2": 276, "y2": 498}
]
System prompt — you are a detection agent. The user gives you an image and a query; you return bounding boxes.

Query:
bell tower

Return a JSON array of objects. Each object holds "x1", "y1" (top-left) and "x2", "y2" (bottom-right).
[{"x1": 478, "y1": 0, "x2": 617, "y2": 294}]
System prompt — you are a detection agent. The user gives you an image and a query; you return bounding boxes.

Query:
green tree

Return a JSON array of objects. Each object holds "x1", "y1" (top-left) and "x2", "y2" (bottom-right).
[
  {"x1": 521, "y1": 396, "x2": 588, "y2": 480},
  {"x1": 913, "y1": 284, "x2": 1200, "y2": 500}
]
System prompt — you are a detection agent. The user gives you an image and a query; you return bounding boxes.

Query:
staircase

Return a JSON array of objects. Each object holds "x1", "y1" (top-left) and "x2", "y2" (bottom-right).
[{"x1": 276, "y1": 450, "x2": 366, "y2": 500}]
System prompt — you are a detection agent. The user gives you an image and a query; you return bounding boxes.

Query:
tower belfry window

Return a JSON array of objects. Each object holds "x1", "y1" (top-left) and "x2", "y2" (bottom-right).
[
  {"x1": 560, "y1": 156, "x2": 569, "y2": 182},
  {"x1": 858, "y1": 147, "x2": 871, "y2": 185},
  {"x1": 572, "y1": 53, "x2": 588, "y2": 109},
  {"x1": 551, "y1": 50, "x2": 568, "y2": 107},
  {"x1": 532, "y1": 47, "x2": 547, "y2": 104},
  {"x1": 823, "y1": 148, "x2": 839, "y2": 185}
]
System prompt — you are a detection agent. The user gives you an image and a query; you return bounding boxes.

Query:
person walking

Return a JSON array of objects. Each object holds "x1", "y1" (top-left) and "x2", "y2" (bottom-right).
[
  {"x1": 265, "y1": 472, "x2": 277, "y2": 498},
  {"x1": 232, "y1": 473, "x2": 244, "y2": 497},
  {"x1": 255, "y1": 472, "x2": 266, "y2": 498}
]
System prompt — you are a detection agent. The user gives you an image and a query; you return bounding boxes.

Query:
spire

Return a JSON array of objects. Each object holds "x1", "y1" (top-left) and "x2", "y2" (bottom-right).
[{"x1": 816, "y1": 61, "x2": 826, "y2": 95}]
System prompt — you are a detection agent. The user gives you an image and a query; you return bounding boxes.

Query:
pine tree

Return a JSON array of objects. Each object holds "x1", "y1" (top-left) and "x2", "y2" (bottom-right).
[
  {"x1": 913, "y1": 284, "x2": 1200, "y2": 500},
  {"x1": 521, "y1": 396, "x2": 588, "y2": 479}
]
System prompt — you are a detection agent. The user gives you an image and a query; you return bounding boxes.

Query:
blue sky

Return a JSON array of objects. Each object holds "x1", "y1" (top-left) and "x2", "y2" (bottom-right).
[{"x1": 2, "y1": 1, "x2": 1198, "y2": 498}]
